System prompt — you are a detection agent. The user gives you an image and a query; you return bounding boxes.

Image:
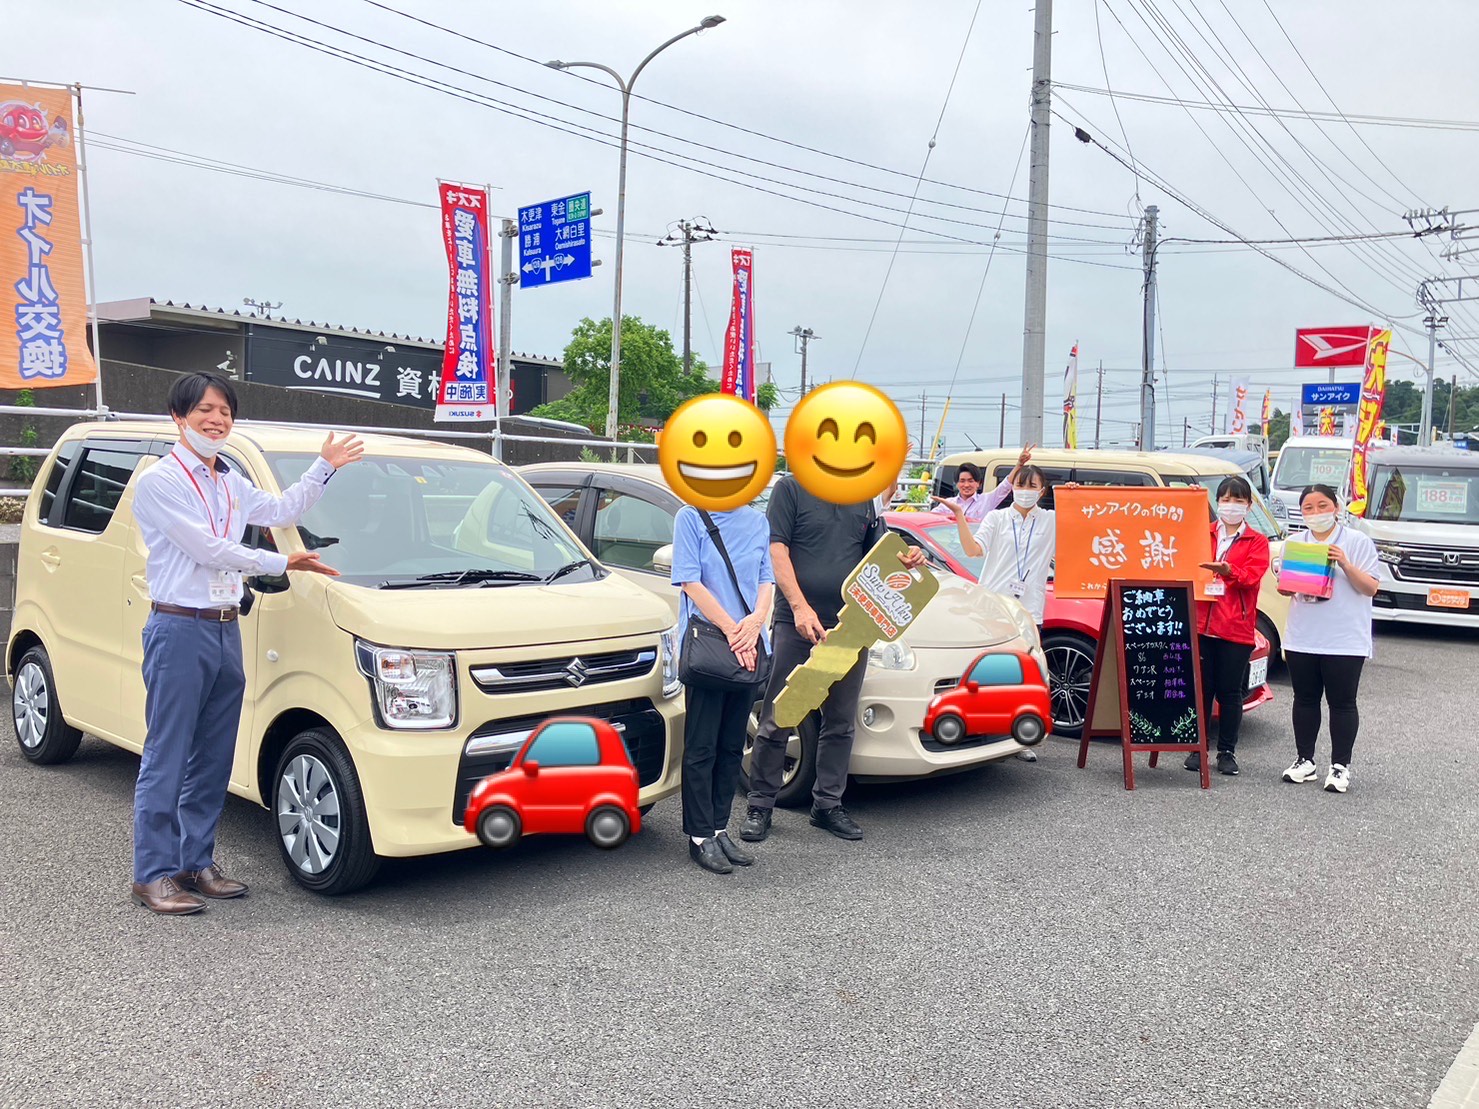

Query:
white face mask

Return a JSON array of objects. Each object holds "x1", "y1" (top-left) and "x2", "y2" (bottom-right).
[
  {"x1": 1304, "y1": 511, "x2": 1336, "y2": 534},
  {"x1": 1218, "y1": 503, "x2": 1249, "y2": 525},
  {"x1": 1013, "y1": 488, "x2": 1042, "y2": 510},
  {"x1": 182, "y1": 424, "x2": 227, "y2": 458}
]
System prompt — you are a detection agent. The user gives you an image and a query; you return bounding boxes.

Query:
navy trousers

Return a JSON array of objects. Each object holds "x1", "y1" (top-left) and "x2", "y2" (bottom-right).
[{"x1": 132, "y1": 611, "x2": 246, "y2": 884}]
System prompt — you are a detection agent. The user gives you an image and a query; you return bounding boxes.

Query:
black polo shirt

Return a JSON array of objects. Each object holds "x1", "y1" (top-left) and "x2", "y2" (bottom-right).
[{"x1": 767, "y1": 475, "x2": 876, "y2": 626}]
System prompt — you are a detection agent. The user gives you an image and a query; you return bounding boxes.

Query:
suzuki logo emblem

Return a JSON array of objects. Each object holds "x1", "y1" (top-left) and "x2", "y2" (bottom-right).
[{"x1": 564, "y1": 658, "x2": 589, "y2": 687}]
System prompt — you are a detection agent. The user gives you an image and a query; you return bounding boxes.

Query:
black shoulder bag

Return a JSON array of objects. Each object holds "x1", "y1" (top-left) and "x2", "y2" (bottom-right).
[{"x1": 677, "y1": 511, "x2": 773, "y2": 692}]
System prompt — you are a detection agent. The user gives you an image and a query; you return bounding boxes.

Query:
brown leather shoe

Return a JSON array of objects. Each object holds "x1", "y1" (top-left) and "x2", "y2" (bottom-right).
[
  {"x1": 175, "y1": 863, "x2": 248, "y2": 899},
  {"x1": 131, "y1": 876, "x2": 205, "y2": 915}
]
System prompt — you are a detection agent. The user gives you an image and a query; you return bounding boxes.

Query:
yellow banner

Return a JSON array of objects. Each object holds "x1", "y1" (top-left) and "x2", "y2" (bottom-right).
[
  {"x1": 1, "y1": 85, "x2": 97, "y2": 389},
  {"x1": 1347, "y1": 329, "x2": 1390, "y2": 516}
]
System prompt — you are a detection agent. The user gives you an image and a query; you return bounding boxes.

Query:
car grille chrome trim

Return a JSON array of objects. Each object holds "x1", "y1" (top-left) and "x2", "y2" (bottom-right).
[
  {"x1": 1386, "y1": 543, "x2": 1479, "y2": 586},
  {"x1": 470, "y1": 648, "x2": 657, "y2": 693}
]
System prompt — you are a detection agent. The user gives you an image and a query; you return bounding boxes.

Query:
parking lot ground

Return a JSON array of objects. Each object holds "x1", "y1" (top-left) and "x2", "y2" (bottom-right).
[{"x1": 1, "y1": 623, "x2": 1477, "y2": 1108}]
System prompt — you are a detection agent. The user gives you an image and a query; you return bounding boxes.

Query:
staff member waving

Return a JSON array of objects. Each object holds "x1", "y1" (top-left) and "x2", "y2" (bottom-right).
[{"x1": 128, "y1": 372, "x2": 362, "y2": 915}]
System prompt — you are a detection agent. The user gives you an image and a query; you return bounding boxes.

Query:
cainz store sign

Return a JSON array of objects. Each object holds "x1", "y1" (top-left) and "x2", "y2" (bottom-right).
[{"x1": 246, "y1": 327, "x2": 447, "y2": 411}]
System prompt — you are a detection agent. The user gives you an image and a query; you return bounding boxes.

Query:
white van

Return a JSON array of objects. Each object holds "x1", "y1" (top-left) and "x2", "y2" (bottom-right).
[
  {"x1": 1348, "y1": 447, "x2": 1479, "y2": 626},
  {"x1": 1269, "y1": 437, "x2": 1355, "y2": 525}
]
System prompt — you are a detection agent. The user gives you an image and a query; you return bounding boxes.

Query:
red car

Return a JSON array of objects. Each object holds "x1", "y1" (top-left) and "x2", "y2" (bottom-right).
[
  {"x1": 923, "y1": 648, "x2": 1053, "y2": 747},
  {"x1": 886, "y1": 511, "x2": 1273, "y2": 739},
  {"x1": 464, "y1": 717, "x2": 641, "y2": 851}
]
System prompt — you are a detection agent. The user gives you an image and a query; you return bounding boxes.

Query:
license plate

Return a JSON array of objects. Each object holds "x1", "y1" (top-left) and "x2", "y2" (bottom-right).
[
  {"x1": 1428, "y1": 587, "x2": 1472, "y2": 609},
  {"x1": 1247, "y1": 657, "x2": 1268, "y2": 690}
]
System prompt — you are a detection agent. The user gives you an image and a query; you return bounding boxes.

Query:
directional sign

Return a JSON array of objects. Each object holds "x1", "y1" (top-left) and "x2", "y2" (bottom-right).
[{"x1": 517, "y1": 191, "x2": 592, "y2": 288}]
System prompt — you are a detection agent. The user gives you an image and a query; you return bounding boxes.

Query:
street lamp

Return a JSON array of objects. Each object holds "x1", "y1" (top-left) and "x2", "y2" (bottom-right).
[{"x1": 548, "y1": 15, "x2": 726, "y2": 441}]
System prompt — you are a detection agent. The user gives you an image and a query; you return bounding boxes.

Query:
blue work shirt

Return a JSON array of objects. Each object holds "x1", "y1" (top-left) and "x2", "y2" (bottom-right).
[{"x1": 670, "y1": 505, "x2": 774, "y2": 645}]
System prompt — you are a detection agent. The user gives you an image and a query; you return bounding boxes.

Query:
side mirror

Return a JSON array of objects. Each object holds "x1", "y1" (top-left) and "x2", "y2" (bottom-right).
[
  {"x1": 248, "y1": 573, "x2": 290, "y2": 595},
  {"x1": 652, "y1": 543, "x2": 674, "y2": 575},
  {"x1": 522, "y1": 760, "x2": 540, "y2": 777},
  {"x1": 966, "y1": 680, "x2": 980, "y2": 695}
]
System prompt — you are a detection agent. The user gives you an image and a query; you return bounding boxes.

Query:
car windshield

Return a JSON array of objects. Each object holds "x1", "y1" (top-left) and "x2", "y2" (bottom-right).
[
  {"x1": 1369, "y1": 463, "x2": 1479, "y2": 525},
  {"x1": 1273, "y1": 446, "x2": 1351, "y2": 491},
  {"x1": 1167, "y1": 475, "x2": 1285, "y2": 539},
  {"x1": 917, "y1": 521, "x2": 974, "y2": 565},
  {"x1": 266, "y1": 452, "x2": 590, "y2": 586}
]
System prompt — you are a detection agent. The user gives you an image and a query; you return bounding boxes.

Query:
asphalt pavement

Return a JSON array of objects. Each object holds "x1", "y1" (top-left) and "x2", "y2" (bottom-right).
[{"x1": 1, "y1": 623, "x2": 1476, "y2": 1108}]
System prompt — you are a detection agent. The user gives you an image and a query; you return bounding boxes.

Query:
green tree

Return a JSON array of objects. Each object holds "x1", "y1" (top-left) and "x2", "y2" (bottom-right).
[
  {"x1": 532, "y1": 316, "x2": 719, "y2": 435},
  {"x1": 10, "y1": 389, "x2": 39, "y2": 486},
  {"x1": 756, "y1": 381, "x2": 779, "y2": 412}
]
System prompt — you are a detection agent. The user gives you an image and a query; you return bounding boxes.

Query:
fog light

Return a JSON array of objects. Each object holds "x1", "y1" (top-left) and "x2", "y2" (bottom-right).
[{"x1": 861, "y1": 707, "x2": 876, "y2": 727}]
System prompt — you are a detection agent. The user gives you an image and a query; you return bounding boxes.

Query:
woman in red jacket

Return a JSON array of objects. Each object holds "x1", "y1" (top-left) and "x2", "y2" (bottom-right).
[{"x1": 1189, "y1": 475, "x2": 1271, "y2": 777}]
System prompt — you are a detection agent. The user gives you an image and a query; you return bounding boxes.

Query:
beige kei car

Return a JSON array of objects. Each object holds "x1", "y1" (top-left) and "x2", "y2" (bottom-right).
[
  {"x1": 8, "y1": 423, "x2": 684, "y2": 893},
  {"x1": 519, "y1": 462, "x2": 1049, "y2": 808}
]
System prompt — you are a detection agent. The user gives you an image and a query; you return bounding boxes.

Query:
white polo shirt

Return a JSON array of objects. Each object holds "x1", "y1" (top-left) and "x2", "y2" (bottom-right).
[
  {"x1": 1281, "y1": 523, "x2": 1380, "y2": 659},
  {"x1": 973, "y1": 505, "x2": 1056, "y2": 623}
]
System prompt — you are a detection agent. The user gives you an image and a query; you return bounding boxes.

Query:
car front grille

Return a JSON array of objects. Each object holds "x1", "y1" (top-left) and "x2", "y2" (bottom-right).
[
  {"x1": 1387, "y1": 545, "x2": 1479, "y2": 586},
  {"x1": 451, "y1": 698, "x2": 666, "y2": 825},
  {"x1": 468, "y1": 647, "x2": 657, "y2": 694}
]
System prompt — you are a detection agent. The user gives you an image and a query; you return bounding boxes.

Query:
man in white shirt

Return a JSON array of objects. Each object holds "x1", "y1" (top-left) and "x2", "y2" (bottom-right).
[
  {"x1": 128, "y1": 372, "x2": 363, "y2": 915},
  {"x1": 929, "y1": 446, "x2": 1035, "y2": 523}
]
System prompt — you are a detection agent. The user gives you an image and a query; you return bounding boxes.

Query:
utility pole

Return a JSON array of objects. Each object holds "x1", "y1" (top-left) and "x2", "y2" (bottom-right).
[
  {"x1": 1420, "y1": 310, "x2": 1448, "y2": 445},
  {"x1": 999, "y1": 393, "x2": 1007, "y2": 448},
  {"x1": 1183, "y1": 417, "x2": 1190, "y2": 447},
  {"x1": 790, "y1": 326, "x2": 817, "y2": 395},
  {"x1": 1139, "y1": 204, "x2": 1159, "y2": 451},
  {"x1": 657, "y1": 217, "x2": 718, "y2": 373},
  {"x1": 1094, "y1": 360, "x2": 1104, "y2": 449},
  {"x1": 496, "y1": 218, "x2": 517, "y2": 460},
  {"x1": 1210, "y1": 377, "x2": 1219, "y2": 436},
  {"x1": 1448, "y1": 374, "x2": 1459, "y2": 439},
  {"x1": 918, "y1": 392, "x2": 927, "y2": 459},
  {"x1": 1018, "y1": 0, "x2": 1053, "y2": 448}
]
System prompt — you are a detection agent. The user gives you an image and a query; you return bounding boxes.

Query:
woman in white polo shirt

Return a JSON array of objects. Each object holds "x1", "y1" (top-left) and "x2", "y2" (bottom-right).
[{"x1": 1277, "y1": 483, "x2": 1380, "y2": 794}]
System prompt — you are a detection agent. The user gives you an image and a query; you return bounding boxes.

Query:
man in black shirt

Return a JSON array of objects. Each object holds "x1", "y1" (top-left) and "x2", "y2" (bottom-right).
[{"x1": 741, "y1": 475, "x2": 926, "y2": 842}]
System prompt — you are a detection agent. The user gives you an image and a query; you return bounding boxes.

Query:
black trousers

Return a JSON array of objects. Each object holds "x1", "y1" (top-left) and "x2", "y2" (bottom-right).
[
  {"x1": 681, "y1": 683, "x2": 753, "y2": 838},
  {"x1": 1285, "y1": 651, "x2": 1366, "y2": 766},
  {"x1": 1199, "y1": 636, "x2": 1253, "y2": 754}
]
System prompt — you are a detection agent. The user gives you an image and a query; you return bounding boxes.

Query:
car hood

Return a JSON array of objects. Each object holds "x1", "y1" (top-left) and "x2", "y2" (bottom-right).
[
  {"x1": 1353, "y1": 518, "x2": 1479, "y2": 548},
  {"x1": 325, "y1": 573, "x2": 674, "y2": 650},
  {"x1": 905, "y1": 573, "x2": 1026, "y2": 649}
]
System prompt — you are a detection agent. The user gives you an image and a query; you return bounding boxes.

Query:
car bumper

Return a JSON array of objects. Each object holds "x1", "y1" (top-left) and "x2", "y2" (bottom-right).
[{"x1": 1372, "y1": 584, "x2": 1479, "y2": 626}]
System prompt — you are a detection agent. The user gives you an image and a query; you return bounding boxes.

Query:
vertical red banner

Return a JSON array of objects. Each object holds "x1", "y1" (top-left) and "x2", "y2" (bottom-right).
[
  {"x1": 435, "y1": 182, "x2": 494, "y2": 422},
  {"x1": 720, "y1": 247, "x2": 755, "y2": 402}
]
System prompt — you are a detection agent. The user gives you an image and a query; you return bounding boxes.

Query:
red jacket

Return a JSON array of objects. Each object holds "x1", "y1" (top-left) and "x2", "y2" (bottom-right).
[{"x1": 1196, "y1": 523, "x2": 1271, "y2": 646}]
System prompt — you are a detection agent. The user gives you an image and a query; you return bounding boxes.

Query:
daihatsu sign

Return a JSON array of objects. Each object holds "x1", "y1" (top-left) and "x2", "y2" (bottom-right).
[{"x1": 1294, "y1": 325, "x2": 1374, "y2": 369}]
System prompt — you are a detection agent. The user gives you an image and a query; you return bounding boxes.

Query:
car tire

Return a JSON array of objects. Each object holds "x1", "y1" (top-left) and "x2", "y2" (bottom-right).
[
  {"x1": 476, "y1": 804, "x2": 522, "y2": 850},
  {"x1": 1012, "y1": 713, "x2": 1047, "y2": 746},
  {"x1": 1043, "y1": 631, "x2": 1097, "y2": 740},
  {"x1": 932, "y1": 713, "x2": 967, "y2": 746},
  {"x1": 638, "y1": 803, "x2": 655, "y2": 817},
  {"x1": 273, "y1": 728, "x2": 380, "y2": 895},
  {"x1": 585, "y1": 805, "x2": 630, "y2": 849},
  {"x1": 11, "y1": 646, "x2": 83, "y2": 766},
  {"x1": 740, "y1": 705, "x2": 819, "y2": 810}
]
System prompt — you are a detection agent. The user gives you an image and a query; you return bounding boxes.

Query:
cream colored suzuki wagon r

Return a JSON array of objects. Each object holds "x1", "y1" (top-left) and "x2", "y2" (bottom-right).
[{"x1": 8, "y1": 422, "x2": 683, "y2": 894}]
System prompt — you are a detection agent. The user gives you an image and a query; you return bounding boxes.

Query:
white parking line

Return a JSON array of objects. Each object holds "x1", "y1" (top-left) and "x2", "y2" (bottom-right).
[{"x1": 1431, "y1": 1020, "x2": 1479, "y2": 1109}]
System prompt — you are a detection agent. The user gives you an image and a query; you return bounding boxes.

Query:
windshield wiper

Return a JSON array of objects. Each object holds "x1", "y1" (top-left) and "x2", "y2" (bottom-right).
[
  {"x1": 543, "y1": 558, "x2": 598, "y2": 584},
  {"x1": 377, "y1": 569, "x2": 544, "y2": 589}
]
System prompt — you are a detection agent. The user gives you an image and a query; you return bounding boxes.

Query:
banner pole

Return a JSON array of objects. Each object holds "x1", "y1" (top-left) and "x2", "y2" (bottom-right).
[{"x1": 72, "y1": 82, "x2": 106, "y2": 413}]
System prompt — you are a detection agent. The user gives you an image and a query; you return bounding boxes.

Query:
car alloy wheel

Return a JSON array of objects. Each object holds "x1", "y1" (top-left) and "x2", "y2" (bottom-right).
[
  {"x1": 932, "y1": 713, "x2": 966, "y2": 745},
  {"x1": 1043, "y1": 634, "x2": 1096, "y2": 737},
  {"x1": 477, "y1": 805, "x2": 521, "y2": 850},
  {"x1": 277, "y1": 753, "x2": 341, "y2": 875},
  {"x1": 12, "y1": 659, "x2": 49, "y2": 750}
]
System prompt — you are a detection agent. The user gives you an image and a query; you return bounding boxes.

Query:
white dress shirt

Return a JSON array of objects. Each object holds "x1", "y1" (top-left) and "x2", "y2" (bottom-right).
[
  {"x1": 973, "y1": 504, "x2": 1057, "y2": 623},
  {"x1": 131, "y1": 443, "x2": 335, "y2": 608},
  {"x1": 931, "y1": 477, "x2": 1013, "y2": 523}
]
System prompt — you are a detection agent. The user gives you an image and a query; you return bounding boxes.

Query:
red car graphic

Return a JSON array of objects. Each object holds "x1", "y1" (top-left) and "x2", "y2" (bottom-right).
[
  {"x1": 464, "y1": 717, "x2": 641, "y2": 851},
  {"x1": 923, "y1": 648, "x2": 1053, "y2": 746},
  {"x1": 0, "y1": 102, "x2": 50, "y2": 161}
]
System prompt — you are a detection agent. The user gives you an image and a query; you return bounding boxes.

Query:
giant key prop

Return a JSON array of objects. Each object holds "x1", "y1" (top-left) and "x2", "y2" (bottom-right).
[{"x1": 772, "y1": 531, "x2": 940, "y2": 728}]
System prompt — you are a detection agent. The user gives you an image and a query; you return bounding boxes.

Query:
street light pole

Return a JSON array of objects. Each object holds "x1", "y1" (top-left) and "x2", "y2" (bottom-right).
[{"x1": 548, "y1": 16, "x2": 726, "y2": 442}]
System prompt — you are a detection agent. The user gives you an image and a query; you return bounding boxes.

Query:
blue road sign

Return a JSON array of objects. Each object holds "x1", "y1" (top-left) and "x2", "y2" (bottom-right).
[
  {"x1": 517, "y1": 191, "x2": 592, "y2": 288},
  {"x1": 1302, "y1": 382, "x2": 1361, "y2": 407}
]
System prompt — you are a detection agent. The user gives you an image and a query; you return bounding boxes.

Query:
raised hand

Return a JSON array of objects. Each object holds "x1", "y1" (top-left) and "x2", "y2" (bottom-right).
[
  {"x1": 320, "y1": 432, "x2": 365, "y2": 470},
  {"x1": 1017, "y1": 443, "x2": 1036, "y2": 467}
]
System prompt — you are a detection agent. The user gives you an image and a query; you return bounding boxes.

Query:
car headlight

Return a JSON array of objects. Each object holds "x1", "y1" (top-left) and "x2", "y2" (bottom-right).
[
  {"x1": 355, "y1": 640, "x2": 457, "y2": 730},
  {"x1": 1270, "y1": 498, "x2": 1287, "y2": 520},
  {"x1": 867, "y1": 640, "x2": 916, "y2": 670},
  {"x1": 1374, "y1": 541, "x2": 1402, "y2": 565},
  {"x1": 659, "y1": 623, "x2": 682, "y2": 698}
]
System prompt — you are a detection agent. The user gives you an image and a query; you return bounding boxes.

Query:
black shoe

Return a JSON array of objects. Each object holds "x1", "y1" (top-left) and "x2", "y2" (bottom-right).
[
  {"x1": 809, "y1": 805, "x2": 863, "y2": 841},
  {"x1": 1217, "y1": 751, "x2": 1240, "y2": 776},
  {"x1": 739, "y1": 806, "x2": 772, "y2": 843},
  {"x1": 715, "y1": 831, "x2": 754, "y2": 866},
  {"x1": 1184, "y1": 751, "x2": 1202, "y2": 772},
  {"x1": 689, "y1": 838, "x2": 733, "y2": 874}
]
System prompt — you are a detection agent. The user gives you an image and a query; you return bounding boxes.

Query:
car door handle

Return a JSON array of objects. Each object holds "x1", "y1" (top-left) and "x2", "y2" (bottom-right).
[
  {"x1": 39, "y1": 550, "x2": 61, "y2": 569},
  {"x1": 130, "y1": 572, "x2": 149, "y2": 594}
]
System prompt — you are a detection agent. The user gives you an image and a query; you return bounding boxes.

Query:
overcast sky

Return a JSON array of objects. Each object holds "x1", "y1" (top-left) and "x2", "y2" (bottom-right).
[{"x1": 17, "y1": 0, "x2": 1479, "y2": 447}]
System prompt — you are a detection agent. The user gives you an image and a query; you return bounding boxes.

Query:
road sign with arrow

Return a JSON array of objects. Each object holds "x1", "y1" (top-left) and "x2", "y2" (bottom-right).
[{"x1": 517, "y1": 191, "x2": 593, "y2": 288}]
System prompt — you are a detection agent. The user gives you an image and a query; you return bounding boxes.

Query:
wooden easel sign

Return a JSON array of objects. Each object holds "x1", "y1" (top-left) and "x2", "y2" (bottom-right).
[{"x1": 1076, "y1": 579, "x2": 1210, "y2": 790}]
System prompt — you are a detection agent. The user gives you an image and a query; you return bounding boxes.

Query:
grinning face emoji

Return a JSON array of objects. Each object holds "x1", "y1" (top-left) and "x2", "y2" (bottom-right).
[
  {"x1": 784, "y1": 381, "x2": 908, "y2": 504},
  {"x1": 659, "y1": 393, "x2": 777, "y2": 511}
]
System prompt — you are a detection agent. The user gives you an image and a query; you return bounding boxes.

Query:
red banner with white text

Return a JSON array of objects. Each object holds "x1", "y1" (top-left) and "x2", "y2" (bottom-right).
[{"x1": 720, "y1": 247, "x2": 756, "y2": 403}]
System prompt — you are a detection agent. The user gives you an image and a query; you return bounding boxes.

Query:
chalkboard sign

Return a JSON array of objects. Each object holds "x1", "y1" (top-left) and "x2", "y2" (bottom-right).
[{"x1": 1077, "y1": 579, "x2": 1210, "y2": 790}]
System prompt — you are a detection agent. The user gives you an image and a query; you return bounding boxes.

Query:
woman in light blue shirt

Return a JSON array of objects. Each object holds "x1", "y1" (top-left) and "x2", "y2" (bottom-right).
[{"x1": 670, "y1": 503, "x2": 774, "y2": 875}]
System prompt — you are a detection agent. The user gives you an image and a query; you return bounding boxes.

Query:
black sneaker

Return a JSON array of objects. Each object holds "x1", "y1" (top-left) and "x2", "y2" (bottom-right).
[
  {"x1": 1217, "y1": 752, "x2": 1240, "y2": 776},
  {"x1": 809, "y1": 805, "x2": 863, "y2": 841},
  {"x1": 739, "y1": 806, "x2": 772, "y2": 843},
  {"x1": 1184, "y1": 751, "x2": 1202, "y2": 772}
]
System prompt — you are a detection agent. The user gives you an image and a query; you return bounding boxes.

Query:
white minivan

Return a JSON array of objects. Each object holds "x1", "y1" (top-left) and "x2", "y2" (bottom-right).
[
  {"x1": 1348, "y1": 446, "x2": 1479, "y2": 627},
  {"x1": 1269, "y1": 436, "x2": 1355, "y2": 525}
]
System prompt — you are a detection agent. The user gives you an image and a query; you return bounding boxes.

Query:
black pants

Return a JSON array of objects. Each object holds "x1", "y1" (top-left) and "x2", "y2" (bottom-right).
[
  {"x1": 681, "y1": 683, "x2": 753, "y2": 838},
  {"x1": 1285, "y1": 650, "x2": 1366, "y2": 766},
  {"x1": 748, "y1": 620, "x2": 867, "y2": 811},
  {"x1": 1199, "y1": 636, "x2": 1253, "y2": 754}
]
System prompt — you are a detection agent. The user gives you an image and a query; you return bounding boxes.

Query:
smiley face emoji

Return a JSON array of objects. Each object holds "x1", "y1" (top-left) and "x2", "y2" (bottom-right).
[
  {"x1": 784, "y1": 381, "x2": 908, "y2": 505},
  {"x1": 659, "y1": 393, "x2": 777, "y2": 511}
]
